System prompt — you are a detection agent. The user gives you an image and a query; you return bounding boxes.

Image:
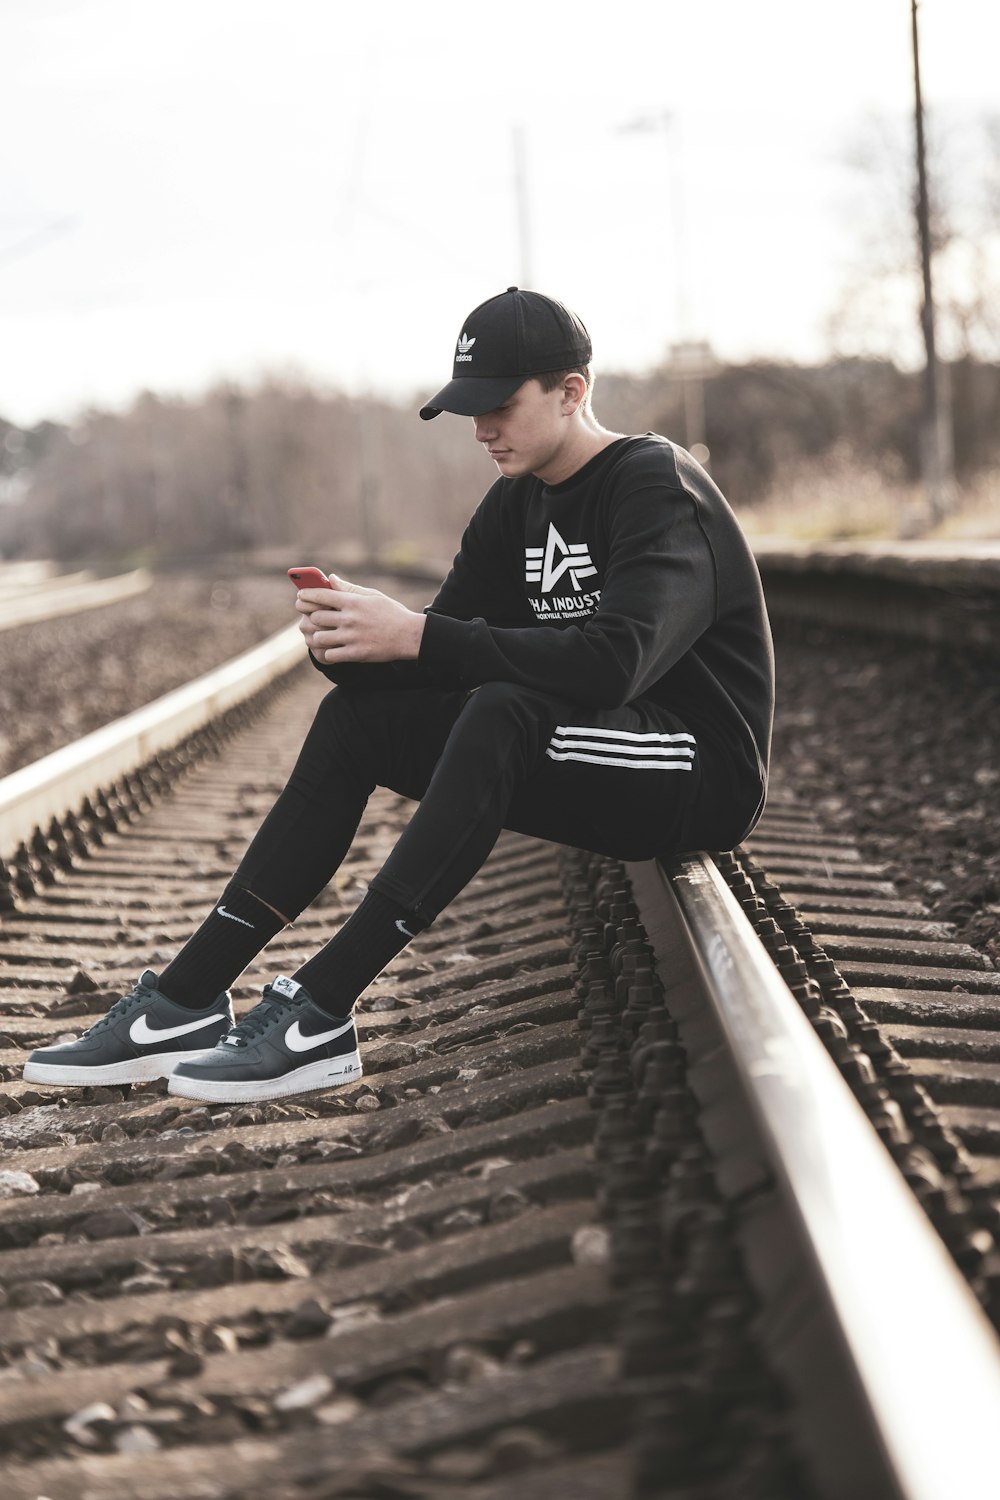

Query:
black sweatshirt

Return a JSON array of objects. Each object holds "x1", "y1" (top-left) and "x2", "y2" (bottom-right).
[{"x1": 313, "y1": 434, "x2": 774, "y2": 838}]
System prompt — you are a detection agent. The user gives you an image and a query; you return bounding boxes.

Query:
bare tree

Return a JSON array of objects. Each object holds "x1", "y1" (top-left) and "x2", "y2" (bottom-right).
[{"x1": 828, "y1": 110, "x2": 1000, "y2": 365}]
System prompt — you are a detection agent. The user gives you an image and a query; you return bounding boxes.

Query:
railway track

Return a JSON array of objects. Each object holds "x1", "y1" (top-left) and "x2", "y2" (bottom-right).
[
  {"x1": 0, "y1": 567, "x2": 151, "y2": 633},
  {"x1": 0, "y1": 549, "x2": 998, "y2": 1497}
]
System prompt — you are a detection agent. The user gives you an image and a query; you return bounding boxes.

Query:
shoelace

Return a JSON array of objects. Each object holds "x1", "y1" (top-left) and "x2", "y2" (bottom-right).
[
  {"x1": 222, "y1": 989, "x2": 300, "y2": 1047},
  {"x1": 84, "y1": 982, "x2": 150, "y2": 1036}
]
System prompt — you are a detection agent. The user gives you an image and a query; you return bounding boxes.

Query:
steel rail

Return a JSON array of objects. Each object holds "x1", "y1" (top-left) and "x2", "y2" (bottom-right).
[
  {"x1": 628, "y1": 852, "x2": 1000, "y2": 1500},
  {"x1": 0, "y1": 623, "x2": 305, "y2": 862},
  {"x1": 0, "y1": 568, "x2": 152, "y2": 633},
  {"x1": 0, "y1": 566, "x2": 90, "y2": 595}
]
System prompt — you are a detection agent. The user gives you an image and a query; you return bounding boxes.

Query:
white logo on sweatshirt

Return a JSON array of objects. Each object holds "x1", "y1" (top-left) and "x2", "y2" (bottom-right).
[{"x1": 525, "y1": 523, "x2": 598, "y2": 594}]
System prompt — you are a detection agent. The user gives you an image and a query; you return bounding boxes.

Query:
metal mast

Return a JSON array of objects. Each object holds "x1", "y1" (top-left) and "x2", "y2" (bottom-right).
[{"x1": 911, "y1": 0, "x2": 955, "y2": 523}]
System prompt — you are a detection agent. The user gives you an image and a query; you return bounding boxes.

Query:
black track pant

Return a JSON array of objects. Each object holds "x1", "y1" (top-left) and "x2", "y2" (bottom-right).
[{"x1": 234, "y1": 682, "x2": 706, "y2": 928}]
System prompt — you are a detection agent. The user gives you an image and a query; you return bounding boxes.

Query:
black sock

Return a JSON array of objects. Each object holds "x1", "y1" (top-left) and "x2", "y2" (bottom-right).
[
  {"x1": 158, "y1": 882, "x2": 286, "y2": 1009},
  {"x1": 293, "y1": 890, "x2": 426, "y2": 1017}
]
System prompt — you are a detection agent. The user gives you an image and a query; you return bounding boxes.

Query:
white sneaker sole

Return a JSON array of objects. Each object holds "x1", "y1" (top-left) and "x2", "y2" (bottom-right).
[
  {"x1": 22, "y1": 1045, "x2": 221, "y2": 1088},
  {"x1": 167, "y1": 1050, "x2": 363, "y2": 1103}
]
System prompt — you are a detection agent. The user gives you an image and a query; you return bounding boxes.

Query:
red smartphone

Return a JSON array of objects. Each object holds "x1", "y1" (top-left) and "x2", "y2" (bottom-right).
[{"x1": 288, "y1": 566, "x2": 332, "y2": 590}]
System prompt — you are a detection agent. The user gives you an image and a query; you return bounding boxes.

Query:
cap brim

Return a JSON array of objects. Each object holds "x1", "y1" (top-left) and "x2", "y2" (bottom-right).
[{"x1": 419, "y1": 373, "x2": 527, "y2": 421}]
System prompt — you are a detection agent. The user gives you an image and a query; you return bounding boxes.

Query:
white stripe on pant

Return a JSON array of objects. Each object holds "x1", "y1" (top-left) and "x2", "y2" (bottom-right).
[{"x1": 547, "y1": 724, "x2": 696, "y2": 770}]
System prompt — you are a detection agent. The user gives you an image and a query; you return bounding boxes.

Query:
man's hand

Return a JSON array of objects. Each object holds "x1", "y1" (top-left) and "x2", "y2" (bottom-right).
[{"x1": 295, "y1": 573, "x2": 425, "y2": 663}]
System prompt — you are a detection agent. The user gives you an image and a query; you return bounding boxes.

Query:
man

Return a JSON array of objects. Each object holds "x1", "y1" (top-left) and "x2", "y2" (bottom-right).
[{"x1": 23, "y1": 288, "x2": 774, "y2": 1102}]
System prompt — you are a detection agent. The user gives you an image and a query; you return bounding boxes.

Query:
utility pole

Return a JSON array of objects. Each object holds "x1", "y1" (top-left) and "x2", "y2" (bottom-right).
[
  {"x1": 355, "y1": 393, "x2": 380, "y2": 565},
  {"x1": 512, "y1": 124, "x2": 533, "y2": 287},
  {"x1": 911, "y1": 0, "x2": 955, "y2": 525},
  {"x1": 620, "y1": 112, "x2": 711, "y2": 462}
]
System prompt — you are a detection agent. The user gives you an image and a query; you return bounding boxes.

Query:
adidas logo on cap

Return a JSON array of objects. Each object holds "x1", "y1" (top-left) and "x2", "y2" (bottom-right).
[{"x1": 456, "y1": 331, "x2": 476, "y2": 363}]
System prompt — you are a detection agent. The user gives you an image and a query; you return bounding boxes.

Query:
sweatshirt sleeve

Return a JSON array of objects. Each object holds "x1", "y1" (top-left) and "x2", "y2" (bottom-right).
[
  {"x1": 308, "y1": 482, "x2": 526, "y2": 691},
  {"x1": 424, "y1": 481, "x2": 531, "y2": 629},
  {"x1": 417, "y1": 484, "x2": 719, "y2": 709},
  {"x1": 308, "y1": 652, "x2": 430, "y2": 689}
]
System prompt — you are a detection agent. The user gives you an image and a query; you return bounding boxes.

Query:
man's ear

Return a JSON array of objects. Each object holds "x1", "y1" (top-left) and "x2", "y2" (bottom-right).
[{"x1": 561, "y1": 373, "x2": 588, "y2": 414}]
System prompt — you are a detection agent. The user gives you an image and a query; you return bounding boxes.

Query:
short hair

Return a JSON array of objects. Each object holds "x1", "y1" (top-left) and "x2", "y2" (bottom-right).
[{"x1": 535, "y1": 366, "x2": 593, "y2": 395}]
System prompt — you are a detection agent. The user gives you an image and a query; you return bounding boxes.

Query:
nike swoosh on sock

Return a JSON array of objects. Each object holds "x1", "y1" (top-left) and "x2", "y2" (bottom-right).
[{"x1": 217, "y1": 906, "x2": 255, "y2": 929}]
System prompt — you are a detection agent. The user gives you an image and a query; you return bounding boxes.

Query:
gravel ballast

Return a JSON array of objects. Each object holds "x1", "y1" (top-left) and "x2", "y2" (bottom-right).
[{"x1": 769, "y1": 619, "x2": 1000, "y2": 967}]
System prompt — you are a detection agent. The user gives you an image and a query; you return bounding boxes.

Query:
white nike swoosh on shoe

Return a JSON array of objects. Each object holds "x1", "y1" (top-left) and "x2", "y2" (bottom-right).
[
  {"x1": 129, "y1": 1012, "x2": 226, "y2": 1045},
  {"x1": 216, "y1": 905, "x2": 255, "y2": 928},
  {"x1": 285, "y1": 1017, "x2": 355, "y2": 1053}
]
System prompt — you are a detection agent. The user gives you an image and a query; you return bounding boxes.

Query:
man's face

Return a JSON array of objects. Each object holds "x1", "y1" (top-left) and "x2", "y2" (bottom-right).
[{"x1": 472, "y1": 379, "x2": 569, "y2": 482}]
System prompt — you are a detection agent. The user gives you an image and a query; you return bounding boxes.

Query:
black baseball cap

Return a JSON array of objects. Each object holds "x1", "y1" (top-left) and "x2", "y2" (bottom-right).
[{"x1": 419, "y1": 287, "x2": 592, "y2": 420}]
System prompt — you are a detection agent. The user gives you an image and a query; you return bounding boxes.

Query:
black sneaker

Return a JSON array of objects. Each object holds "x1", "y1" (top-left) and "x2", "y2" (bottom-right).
[
  {"x1": 22, "y1": 970, "x2": 234, "y2": 1087},
  {"x1": 168, "y1": 975, "x2": 362, "y2": 1102}
]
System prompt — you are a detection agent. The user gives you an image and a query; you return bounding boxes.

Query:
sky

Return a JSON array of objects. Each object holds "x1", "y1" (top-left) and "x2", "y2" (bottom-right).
[{"x1": 2, "y1": 0, "x2": 997, "y2": 427}]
